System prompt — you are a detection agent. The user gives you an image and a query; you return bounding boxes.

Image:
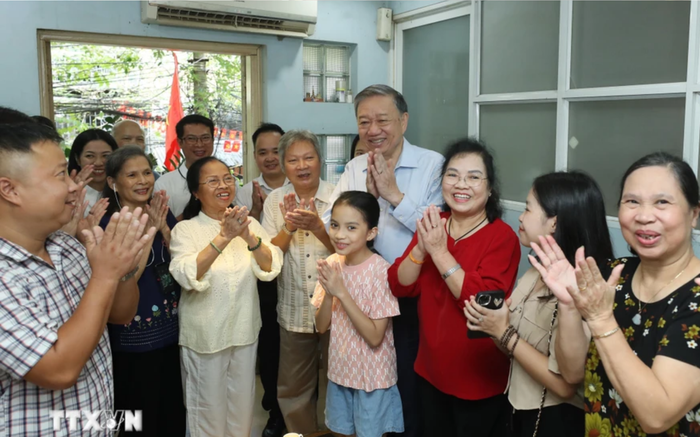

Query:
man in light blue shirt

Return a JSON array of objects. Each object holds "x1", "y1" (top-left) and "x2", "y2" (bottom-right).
[{"x1": 322, "y1": 84, "x2": 443, "y2": 437}]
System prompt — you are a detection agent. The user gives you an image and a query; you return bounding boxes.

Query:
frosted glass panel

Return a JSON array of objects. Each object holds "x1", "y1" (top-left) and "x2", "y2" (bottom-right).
[
  {"x1": 402, "y1": 15, "x2": 470, "y2": 154},
  {"x1": 481, "y1": 1, "x2": 559, "y2": 94},
  {"x1": 571, "y1": 1, "x2": 689, "y2": 88},
  {"x1": 479, "y1": 103, "x2": 556, "y2": 202},
  {"x1": 568, "y1": 99, "x2": 685, "y2": 216}
]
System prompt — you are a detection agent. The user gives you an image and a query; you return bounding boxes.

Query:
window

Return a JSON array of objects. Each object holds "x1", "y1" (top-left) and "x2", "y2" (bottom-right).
[
  {"x1": 318, "y1": 134, "x2": 353, "y2": 184},
  {"x1": 472, "y1": 0, "x2": 697, "y2": 220},
  {"x1": 38, "y1": 30, "x2": 262, "y2": 179},
  {"x1": 303, "y1": 43, "x2": 352, "y2": 103}
]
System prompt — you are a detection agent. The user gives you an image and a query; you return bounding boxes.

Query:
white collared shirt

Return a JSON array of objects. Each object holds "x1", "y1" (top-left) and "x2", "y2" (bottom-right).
[
  {"x1": 262, "y1": 181, "x2": 335, "y2": 333},
  {"x1": 154, "y1": 165, "x2": 190, "y2": 218},
  {"x1": 169, "y1": 212, "x2": 283, "y2": 353}
]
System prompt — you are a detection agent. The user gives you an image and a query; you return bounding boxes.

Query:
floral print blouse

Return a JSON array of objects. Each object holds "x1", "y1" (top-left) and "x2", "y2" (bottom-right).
[{"x1": 585, "y1": 257, "x2": 700, "y2": 437}]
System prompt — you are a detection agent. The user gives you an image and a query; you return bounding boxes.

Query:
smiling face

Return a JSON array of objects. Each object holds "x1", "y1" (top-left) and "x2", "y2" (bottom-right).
[
  {"x1": 79, "y1": 140, "x2": 113, "y2": 185},
  {"x1": 113, "y1": 120, "x2": 145, "y2": 149},
  {"x1": 196, "y1": 160, "x2": 235, "y2": 216},
  {"x1": 329, "y1": 203, "x2": 377, "y2": 264},
  {"x1": 356, "y1": 95, "x2": 408, "y2": 160},
  {"x1": 442, "y1": 153, "x2": 490, "y2": 218},
  {"x1": 108, "y1": 156, "x2": 154, "y2": 209},
  {"x1": 255, "y1": 131, "x2": 283, "y2": 178},
  {"x1": 15, "y1": 141, "x2": 79, "y2": 231},
  {"x1": 284, "y1": 140, "x2": 321, "y2": 192},
  {"x1": 518, "y1": 188, "x2": 556, "y2": 248},
  {"x1": 618, "y1": 165, "x2": 699, "y2": 261},
  {"x1": 179, "y1": 123, "x2": 214, "y2": 167}
]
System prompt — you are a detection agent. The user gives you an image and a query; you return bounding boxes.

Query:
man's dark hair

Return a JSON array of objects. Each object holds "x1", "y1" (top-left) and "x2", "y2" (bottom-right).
[
  {"x1": 31, "y1": 115, "x2": 57, "y2": 131},
  {"x1": 176, "y1": 115, "x2": 214, "y2": 139},
  {"x1": 0, "y1": 106, "x2": 33, "y2": 125},
  {"x1": 0, "y1": 123, "x2": 63, "y2": 176},
  {"x1": 252, "y1": 123, "x2": 285, "y2": 149}
]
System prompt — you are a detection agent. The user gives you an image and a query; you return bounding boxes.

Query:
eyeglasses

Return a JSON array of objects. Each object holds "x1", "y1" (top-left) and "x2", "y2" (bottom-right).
[
  {"x1": 357, "y1": 118, "x2": 396, "y2": 130},
  {"x1": 182, "y1": 135, "x2": 214, "y2": 146},
  {"x1": 443, "y1": 172, "x2": 486, "y2": 188},
  {"x1": 200, "y1": 175, "x2": 236, "y2": 189}
]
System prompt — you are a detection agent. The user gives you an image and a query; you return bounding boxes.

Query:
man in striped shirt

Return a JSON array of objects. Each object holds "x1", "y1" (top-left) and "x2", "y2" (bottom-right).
[{"x1": 0, "y1": 122, "x2": 155, "y2": 436}]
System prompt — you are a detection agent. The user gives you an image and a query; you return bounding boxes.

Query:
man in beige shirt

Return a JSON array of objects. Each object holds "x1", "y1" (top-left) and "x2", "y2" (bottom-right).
[{"x1": 262, "y1": 130, "x2": 335, "y2": 435}]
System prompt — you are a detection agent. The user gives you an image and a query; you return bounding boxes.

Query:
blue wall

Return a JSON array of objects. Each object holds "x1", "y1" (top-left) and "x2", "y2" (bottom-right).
[
  {"x1": 391, "y1": 1, "x2": 447, "y2": 15},
  {"x1": 0, "y1": 1, "x2": 390, "y2": 135}
]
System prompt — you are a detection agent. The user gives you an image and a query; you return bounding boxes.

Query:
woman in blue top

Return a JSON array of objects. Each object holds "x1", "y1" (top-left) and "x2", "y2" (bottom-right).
[{"x1": 101, "y1": 146, "x2": 186, "y2": 436}]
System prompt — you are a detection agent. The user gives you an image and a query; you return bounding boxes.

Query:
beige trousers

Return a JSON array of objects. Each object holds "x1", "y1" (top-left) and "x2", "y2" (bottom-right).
[
  {"x1": 277, "y1": 328, "x2": 330, "y2": 434},
  {"x1": 180, "y1": 341, "x2": 257, "y2": 437}
]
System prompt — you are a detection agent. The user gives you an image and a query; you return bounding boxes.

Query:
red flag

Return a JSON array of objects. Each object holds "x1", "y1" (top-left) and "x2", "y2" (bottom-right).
[{"x1": 165, "y1": 52, "x2": 184, "y2": 171}]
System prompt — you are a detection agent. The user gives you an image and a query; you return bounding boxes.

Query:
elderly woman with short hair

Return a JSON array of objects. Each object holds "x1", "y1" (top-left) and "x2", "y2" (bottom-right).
[{"x1": 262, "y1": 130, "x2": 335, "y2": 435}]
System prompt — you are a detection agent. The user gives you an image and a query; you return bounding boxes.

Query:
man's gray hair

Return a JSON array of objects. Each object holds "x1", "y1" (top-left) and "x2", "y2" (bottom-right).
[
  {"x1": 353, "y1": 84, "x2": 408, "y2": 116},
  {"x1": 278, "y1": 130, "x2": 323, "y2": 174}
]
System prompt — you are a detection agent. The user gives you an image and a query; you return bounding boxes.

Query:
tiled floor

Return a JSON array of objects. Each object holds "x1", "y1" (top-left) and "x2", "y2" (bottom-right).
[{"x1": 250, "y1": 375, "x2": 330, "y2": 437}]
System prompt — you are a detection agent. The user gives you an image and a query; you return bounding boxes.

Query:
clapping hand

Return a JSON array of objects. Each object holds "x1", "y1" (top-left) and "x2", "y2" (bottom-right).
[
  {"x1": 278, "y1": 193, "x2": 299, "y2": 232},
  {"x1": 146, "y1": 190, "x2": 170, "y2": 234},
  {"x1": 317, "y1": 259, "x2": 346, "y2": 299},
  {"x1": 61, "y1": 183, "x2": 89, "y2": 237},
  {"x1": 368, "y1": 152, "x2": 402, "y2": 205},
  {"x1": 366, "y1": 152, "x2": 379, "y2": 199},
  {"x1": 69, "y1": 165, "x2": 94, "y2": 187},
  {"x1": 416, "y1": 205, "x2": 447, "y2": 257},
  {"x1": 219, "y1": 206, "x2": 253, "y2": 241},
  {"x1": 285, "y1": 198, "x2": 323, "y2": 233},
  {"x1": 529, "y1": 235, "x2": 624, "y2": 323},
  {"x1": 251, "y1": 181, "x2": 267, "y2": 219},
  {"x1": 82, "y1": 206, "x2": 157, "y2": 281}
]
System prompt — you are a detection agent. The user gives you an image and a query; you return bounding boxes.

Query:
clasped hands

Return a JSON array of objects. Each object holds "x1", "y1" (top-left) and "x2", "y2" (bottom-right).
[
  {"x1": 366, "y1": 151, "x2": 403, "y2": 206},
  {"x1": 219, "y1": 206, "x2": 258, "y2": 247},
  {"x1": 278, "y1": 193, "x2": 324, "y2": 234}
]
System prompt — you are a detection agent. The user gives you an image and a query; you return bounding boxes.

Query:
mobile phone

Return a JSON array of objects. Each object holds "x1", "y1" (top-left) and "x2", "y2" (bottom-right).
[{"x1": 467, "y1": 290, "x2": 506, "y2": 339}]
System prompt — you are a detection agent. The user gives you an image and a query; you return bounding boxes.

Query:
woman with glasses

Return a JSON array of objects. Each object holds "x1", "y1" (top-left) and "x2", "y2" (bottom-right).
[
  {"x1": 388, "y1": 138, "x2": 521, "y2": 437},
  {"x1": 100, "y1": 146, "x2": 186, "y2": 436},
  {"x1": 169, "y1": 156, "x2": 283, "y2": 436}
]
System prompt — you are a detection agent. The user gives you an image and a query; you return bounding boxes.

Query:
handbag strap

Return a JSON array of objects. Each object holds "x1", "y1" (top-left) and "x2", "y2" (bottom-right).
[{"x1": 532, "y1": 300, "x2": 558, "y2": 437}]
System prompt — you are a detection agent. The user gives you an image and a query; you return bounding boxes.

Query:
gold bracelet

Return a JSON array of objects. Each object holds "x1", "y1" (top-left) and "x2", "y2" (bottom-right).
[
  {"x1": 282, "y1": 223, "x2": 297, "y2": 236},
  {"x1": 408, "y1": 251, "x2": 425, "y2": 265},
  {"x1": 592, "y1": 326, "x2": 620, "y2": 340}
]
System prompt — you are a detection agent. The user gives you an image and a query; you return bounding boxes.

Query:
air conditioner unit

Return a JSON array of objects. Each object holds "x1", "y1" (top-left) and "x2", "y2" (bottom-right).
[{"x1": 141, "y1": 1, "x2": 317, "y2": 38}]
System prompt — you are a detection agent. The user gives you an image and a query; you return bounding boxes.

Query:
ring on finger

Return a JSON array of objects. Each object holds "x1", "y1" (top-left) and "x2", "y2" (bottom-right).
[
  {"x1": 237, "y1": 218, "x2": 243, "y2": 225},
  {"x1": 479, "y1": 317, "x2": 484, "y2": 322},
  {"x1": 579, "y1": 284, "x2": 588, "y2": 291}
]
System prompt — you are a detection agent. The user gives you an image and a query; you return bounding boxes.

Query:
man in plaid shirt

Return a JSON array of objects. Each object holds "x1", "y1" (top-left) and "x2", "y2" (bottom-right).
[{"x1": 0, "y1": 122, "x2": 156, "y2": 436}]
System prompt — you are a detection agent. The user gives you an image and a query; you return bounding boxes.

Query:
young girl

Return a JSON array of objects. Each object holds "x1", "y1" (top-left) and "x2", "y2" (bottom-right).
[{"x1": 312, "y1": 191, "x2": 404, "y2": 437}]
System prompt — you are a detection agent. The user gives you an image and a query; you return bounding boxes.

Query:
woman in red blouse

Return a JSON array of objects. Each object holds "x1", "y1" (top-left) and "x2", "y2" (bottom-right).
[{"x1": 388, "y1": 138, "x2": 521, "y2": 436}]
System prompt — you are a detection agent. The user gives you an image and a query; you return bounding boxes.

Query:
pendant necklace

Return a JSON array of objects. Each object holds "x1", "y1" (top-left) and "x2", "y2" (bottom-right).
[
  {"x1": 449, "y1": 215, "x2": 488, "y2": 242},
  {"x1": 632, "y1": 261, "x2": 689, "y2": 325}
]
